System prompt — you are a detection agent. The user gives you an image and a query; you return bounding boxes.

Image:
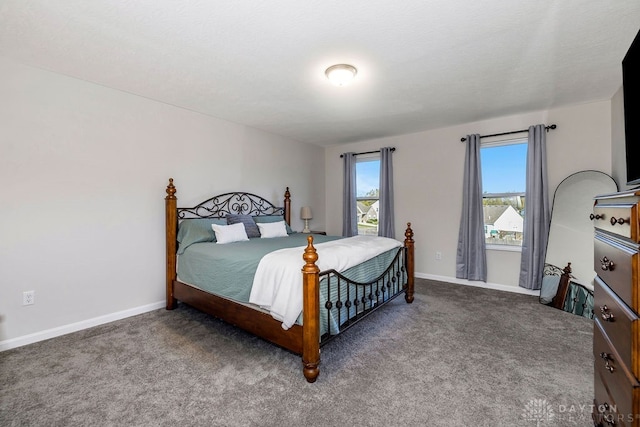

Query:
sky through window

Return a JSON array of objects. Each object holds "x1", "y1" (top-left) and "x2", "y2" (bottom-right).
[
  {"x1": 356, "y1": 160, "x2": 380, "y2": 197},
  {"x1": 481, "y1": 142, "x2": 526, "y2": 194}
]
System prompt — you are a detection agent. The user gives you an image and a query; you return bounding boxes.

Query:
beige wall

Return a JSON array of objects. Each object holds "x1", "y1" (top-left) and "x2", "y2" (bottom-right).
[
  {"x1": 0, "y1": 57, "x2": 325, "y2": 345},
  {"x1": 0, "y1": 52, "x2": 623, "y2": 346},
  {"x1": 324, "y1": 100, "x2": 613, "y2": 289},
  {"x1": 611, "y1": 86, "x2": 633, "y2": 191}
]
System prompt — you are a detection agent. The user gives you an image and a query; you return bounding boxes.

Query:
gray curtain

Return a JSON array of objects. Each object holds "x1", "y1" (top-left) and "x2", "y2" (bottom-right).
[
  {"x1": 342, "y1": 152, "x2": 358, "y2": 237},
  {"x1": 378, "y1": 147, "x2": 395, "y2": 238},
  {"x1": 456, "y1": 134, "x2": 487, "y2": 281},
  {"x1": 519, "y1": 125, "x2": 550, "y2": 290}
]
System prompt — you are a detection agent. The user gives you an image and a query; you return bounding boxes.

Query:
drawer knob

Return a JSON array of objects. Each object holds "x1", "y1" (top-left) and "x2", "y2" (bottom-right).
[
  {"x1": 600, "y1": 304, "x2": 615, "y2": 322},
  {"x1": 600, "y1": 352, "x2": 615, "y2": 373},
  {"x1": 609, "y1": 216, "x2": 628, "y2": 226},
  {"x1": 598, "y1": 403, "x2": 616, "y2": 426},
  {"x1": 600, "y1": 257, "x2": 615, "y2": 271},
  {"x1": 601, "y1": 312, "x2": 615, "y2": 322},
  {"x1": 590, "y1": 213, "x2": 603, "y2": 220}
]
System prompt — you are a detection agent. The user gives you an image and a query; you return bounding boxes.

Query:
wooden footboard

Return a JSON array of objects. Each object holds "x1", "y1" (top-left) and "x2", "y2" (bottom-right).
[
  {"x1": 164, "y1": 178, "x2": 415, "y2": 383},
  {"x1": 301, "y1": 223, "x2": 415, "y2": 382}
]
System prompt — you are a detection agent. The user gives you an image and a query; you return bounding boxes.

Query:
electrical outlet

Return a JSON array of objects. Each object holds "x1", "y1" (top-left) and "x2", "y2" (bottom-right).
[
  {"x1": 435, "y1": 251, "x2": 442, "y2": 261},
  {"x1": 23, "y1": 290, "x2": 35, "y2": 306}
]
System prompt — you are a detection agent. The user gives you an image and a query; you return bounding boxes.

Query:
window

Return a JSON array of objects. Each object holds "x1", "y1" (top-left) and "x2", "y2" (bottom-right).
[
  {"x1": 480, "y1": 140, "x2": 527, "y2": 248},
  {"x1": 355, "y1": 155, "x2": 380, "y2": 235}
]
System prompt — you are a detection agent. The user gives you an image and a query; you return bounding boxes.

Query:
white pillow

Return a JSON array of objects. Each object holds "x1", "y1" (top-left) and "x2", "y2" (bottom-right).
[
  {"x1": 256, "y1": 221, "x2": 289, "y2": 238},
  {"x1": 211, "y1": 222, "x2": 249, "y2": 244}
]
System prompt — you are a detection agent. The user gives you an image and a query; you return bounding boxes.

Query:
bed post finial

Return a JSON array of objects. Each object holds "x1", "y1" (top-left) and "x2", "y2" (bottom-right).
[
  {"x1": 166, "y1": 178, "x2": 176, "y2": 199},
  {"x1": 303, "y1": 235, "x2": 318, "y2": 267},
  {"x1": 301, "y1": 235, "x2": 320, "y2": 383},
  {"x1": 404, "y1": 222, "x2": 414, "y2": 242},
  {"x1": 404, "y1": 222, "x2": 415, "y2": 304}
]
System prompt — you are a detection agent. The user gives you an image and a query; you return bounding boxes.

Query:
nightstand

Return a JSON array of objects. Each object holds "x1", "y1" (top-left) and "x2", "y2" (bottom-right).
[{"x1": 310, "y1": 231, "x2": 326, "y2": 235}]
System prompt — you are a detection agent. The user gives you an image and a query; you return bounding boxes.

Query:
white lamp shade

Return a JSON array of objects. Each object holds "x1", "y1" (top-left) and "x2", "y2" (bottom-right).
[{"x1": 300, "y1": 206, "x2": 313, "y2": 220}]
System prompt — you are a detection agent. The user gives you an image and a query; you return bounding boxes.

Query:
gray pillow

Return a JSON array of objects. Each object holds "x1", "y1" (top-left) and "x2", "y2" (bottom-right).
[
  {"x1": 177, "y1": 218, "x2": 227, "y2": 254},
  {"x1": 226, "y1": 214, "x2": 261, "y2": 238}
]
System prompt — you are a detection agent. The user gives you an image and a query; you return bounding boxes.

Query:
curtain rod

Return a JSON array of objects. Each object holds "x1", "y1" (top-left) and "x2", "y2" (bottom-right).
[
  {"x1": 339, "y1": 147, "x2": 396, "y2": 158},
  {"x1": 460, "y1": 124, "x2": 557, "y2": 142}
]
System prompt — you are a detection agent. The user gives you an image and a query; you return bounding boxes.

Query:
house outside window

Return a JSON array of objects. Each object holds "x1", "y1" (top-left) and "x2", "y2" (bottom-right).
[
  {"x1": 481, "y1": 140, "x2": 527, "y2": 249},
  {"x1": 355, "y1": 154, "x2": 380, "y2": 235}
]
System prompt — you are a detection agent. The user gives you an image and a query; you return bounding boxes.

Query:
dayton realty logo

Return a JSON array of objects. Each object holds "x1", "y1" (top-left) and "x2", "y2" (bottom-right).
[{"x1": 522, "y1": 399, "x2": 555, "y2": 426}]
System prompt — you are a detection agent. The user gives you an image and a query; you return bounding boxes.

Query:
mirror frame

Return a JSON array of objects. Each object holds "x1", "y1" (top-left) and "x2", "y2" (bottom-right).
[{"x1": 540, "y1": 170, "x2": 617, "y2": 315}]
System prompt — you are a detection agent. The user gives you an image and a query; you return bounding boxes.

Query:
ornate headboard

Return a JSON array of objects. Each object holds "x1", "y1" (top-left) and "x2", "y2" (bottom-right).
[
  {"x1": 177, "y1": 188, "x2": 291, "y2": 223},
  {"x1": 164, "y1": 178, "x2": 291, "y2": 308}
]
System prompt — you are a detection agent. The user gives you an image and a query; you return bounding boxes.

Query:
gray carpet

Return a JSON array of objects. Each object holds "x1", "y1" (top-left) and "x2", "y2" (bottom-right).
[{"x1": 0, "y1": 279, "x2": 594, "y2": 426}]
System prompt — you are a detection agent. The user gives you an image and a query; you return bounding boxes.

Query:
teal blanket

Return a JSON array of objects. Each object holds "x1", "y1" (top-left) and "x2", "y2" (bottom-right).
[
  {"x1": 178, "y1": 233, "x2": 340, "y2": 302},
  {"x1": 177, "y1": 233, "x2": 405, "y2": 333}
]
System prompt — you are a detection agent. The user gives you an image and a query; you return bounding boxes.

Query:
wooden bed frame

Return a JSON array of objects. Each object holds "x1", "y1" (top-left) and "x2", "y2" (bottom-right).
[
  {"x1": 549, "y1": 262, "x2": 594, "y2": 318},
  {"x1": 165, "y1": 178, "x2": 415, "y2": 382},
  {"x1": 551, "y1": 263, "x2": 573, "y2": 310}
]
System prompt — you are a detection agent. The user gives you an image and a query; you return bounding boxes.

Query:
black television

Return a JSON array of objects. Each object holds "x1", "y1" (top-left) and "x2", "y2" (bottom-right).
[{"x1": 623, "y1": 28, "x2": 640, "y2": 186}]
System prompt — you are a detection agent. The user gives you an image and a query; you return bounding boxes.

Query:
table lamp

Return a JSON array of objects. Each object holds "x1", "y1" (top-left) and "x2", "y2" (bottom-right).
[{"x1": 301, "y1": 206, "x2": 312, "y2": 233}]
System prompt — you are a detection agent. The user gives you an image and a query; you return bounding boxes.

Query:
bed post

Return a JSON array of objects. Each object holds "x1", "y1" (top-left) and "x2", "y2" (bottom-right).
[
  {"x1": 165, "y1": 178, "x2": 178, "y2": 310},
  {"x1": 404, "y1": 222, "x2": 415, "y2": 304},
  {"x1": 301, "y1": 235, "x2": 320, "y2": 383},
  {"x1": 284, "y1": 187, "x2": 291, "y2": 226},
  {"x1": 552, "y1": 263, "x2": 572, "y2": 310}
]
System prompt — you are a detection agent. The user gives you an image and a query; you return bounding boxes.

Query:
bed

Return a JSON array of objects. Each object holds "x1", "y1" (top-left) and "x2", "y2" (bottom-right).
[
  {"x1": 164, "y1": 179, "x2": 415, "y2": 382},
  {"x1": 541, "y1": 263, "x2": 594, "y2": 319}
]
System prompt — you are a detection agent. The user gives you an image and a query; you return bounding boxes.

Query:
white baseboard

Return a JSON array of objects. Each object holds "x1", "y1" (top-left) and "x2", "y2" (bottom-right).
[
  {"x1": 416, "y1": 272, "x2": 540, "y2": 296},
  {"x1": 0, "y1": 301, "x2": 165, "y2": 352},
  {"x1": 1, "y1": 274, "x2": 537, "y2": 352}
]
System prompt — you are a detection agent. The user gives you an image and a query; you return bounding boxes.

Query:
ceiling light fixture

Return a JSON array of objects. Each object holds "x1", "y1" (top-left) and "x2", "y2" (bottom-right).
[{"x1": 325, "y1": 64, "x2": 357, "y2": 86}]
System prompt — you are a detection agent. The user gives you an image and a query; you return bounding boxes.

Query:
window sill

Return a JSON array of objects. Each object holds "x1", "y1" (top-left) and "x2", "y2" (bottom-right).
[{"x1": 486, "y1": 244, "x2": 523, "y2": 253}]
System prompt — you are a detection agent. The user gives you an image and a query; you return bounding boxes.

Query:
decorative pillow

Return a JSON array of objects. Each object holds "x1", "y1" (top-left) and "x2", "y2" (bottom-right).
[
  {"x1": 211, "y1": 222, "x2": 249, "y2": 244},
  {"x1": 256, "y1": 221, "x2": 289, "y2": 238},
  {"x1": 177, "y1": 218, "x2": 227, "y2": 254},
  {"x1": 539, "y1": 275, "x2": 561, "y2": 305},
  {"x1": 226, "y1": 214, "x2": 261, "y2": 238},
  {"x1": 253, "y1": 215, "x2": 294, "y2": 234}
]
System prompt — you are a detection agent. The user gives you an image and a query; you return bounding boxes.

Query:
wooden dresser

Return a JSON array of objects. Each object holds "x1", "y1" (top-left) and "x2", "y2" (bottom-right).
[{"x1": 592, "y1": 189, "x2": 640, "y2": 426}]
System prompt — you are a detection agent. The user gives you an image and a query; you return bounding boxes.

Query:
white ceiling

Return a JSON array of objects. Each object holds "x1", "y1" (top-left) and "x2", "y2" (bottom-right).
[{"x1": 0, "y1": 1, "x2": 639, "y2": 146}]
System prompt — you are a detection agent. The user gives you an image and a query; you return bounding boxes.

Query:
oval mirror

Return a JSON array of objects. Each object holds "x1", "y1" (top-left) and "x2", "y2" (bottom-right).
[{"x1": 540, "y1": 170, "x2": 617, "y2": 315}]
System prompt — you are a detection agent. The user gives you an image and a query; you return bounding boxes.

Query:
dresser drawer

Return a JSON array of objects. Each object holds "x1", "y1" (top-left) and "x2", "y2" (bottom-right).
[
  {"x1": 594, "y1": 370, "x2": 623, "y2": 426},
  {"x1": 594, "y1": 319, "x2": 640, "y2": 425},
  {"x1": 595, "y1": 277, "x2": 640, "y2": 379},
  {"x1": 593, "y1": 204, "x2": 638, "y2": 242},
  {"x1": 595, "y1": 233, "x2": 640, "y2": 311}
]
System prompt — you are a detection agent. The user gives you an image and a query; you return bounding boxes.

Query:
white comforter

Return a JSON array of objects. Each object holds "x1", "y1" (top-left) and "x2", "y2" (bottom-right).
[{"x1": 248, "y1": 235, "x2": 402, "y2": 330}]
